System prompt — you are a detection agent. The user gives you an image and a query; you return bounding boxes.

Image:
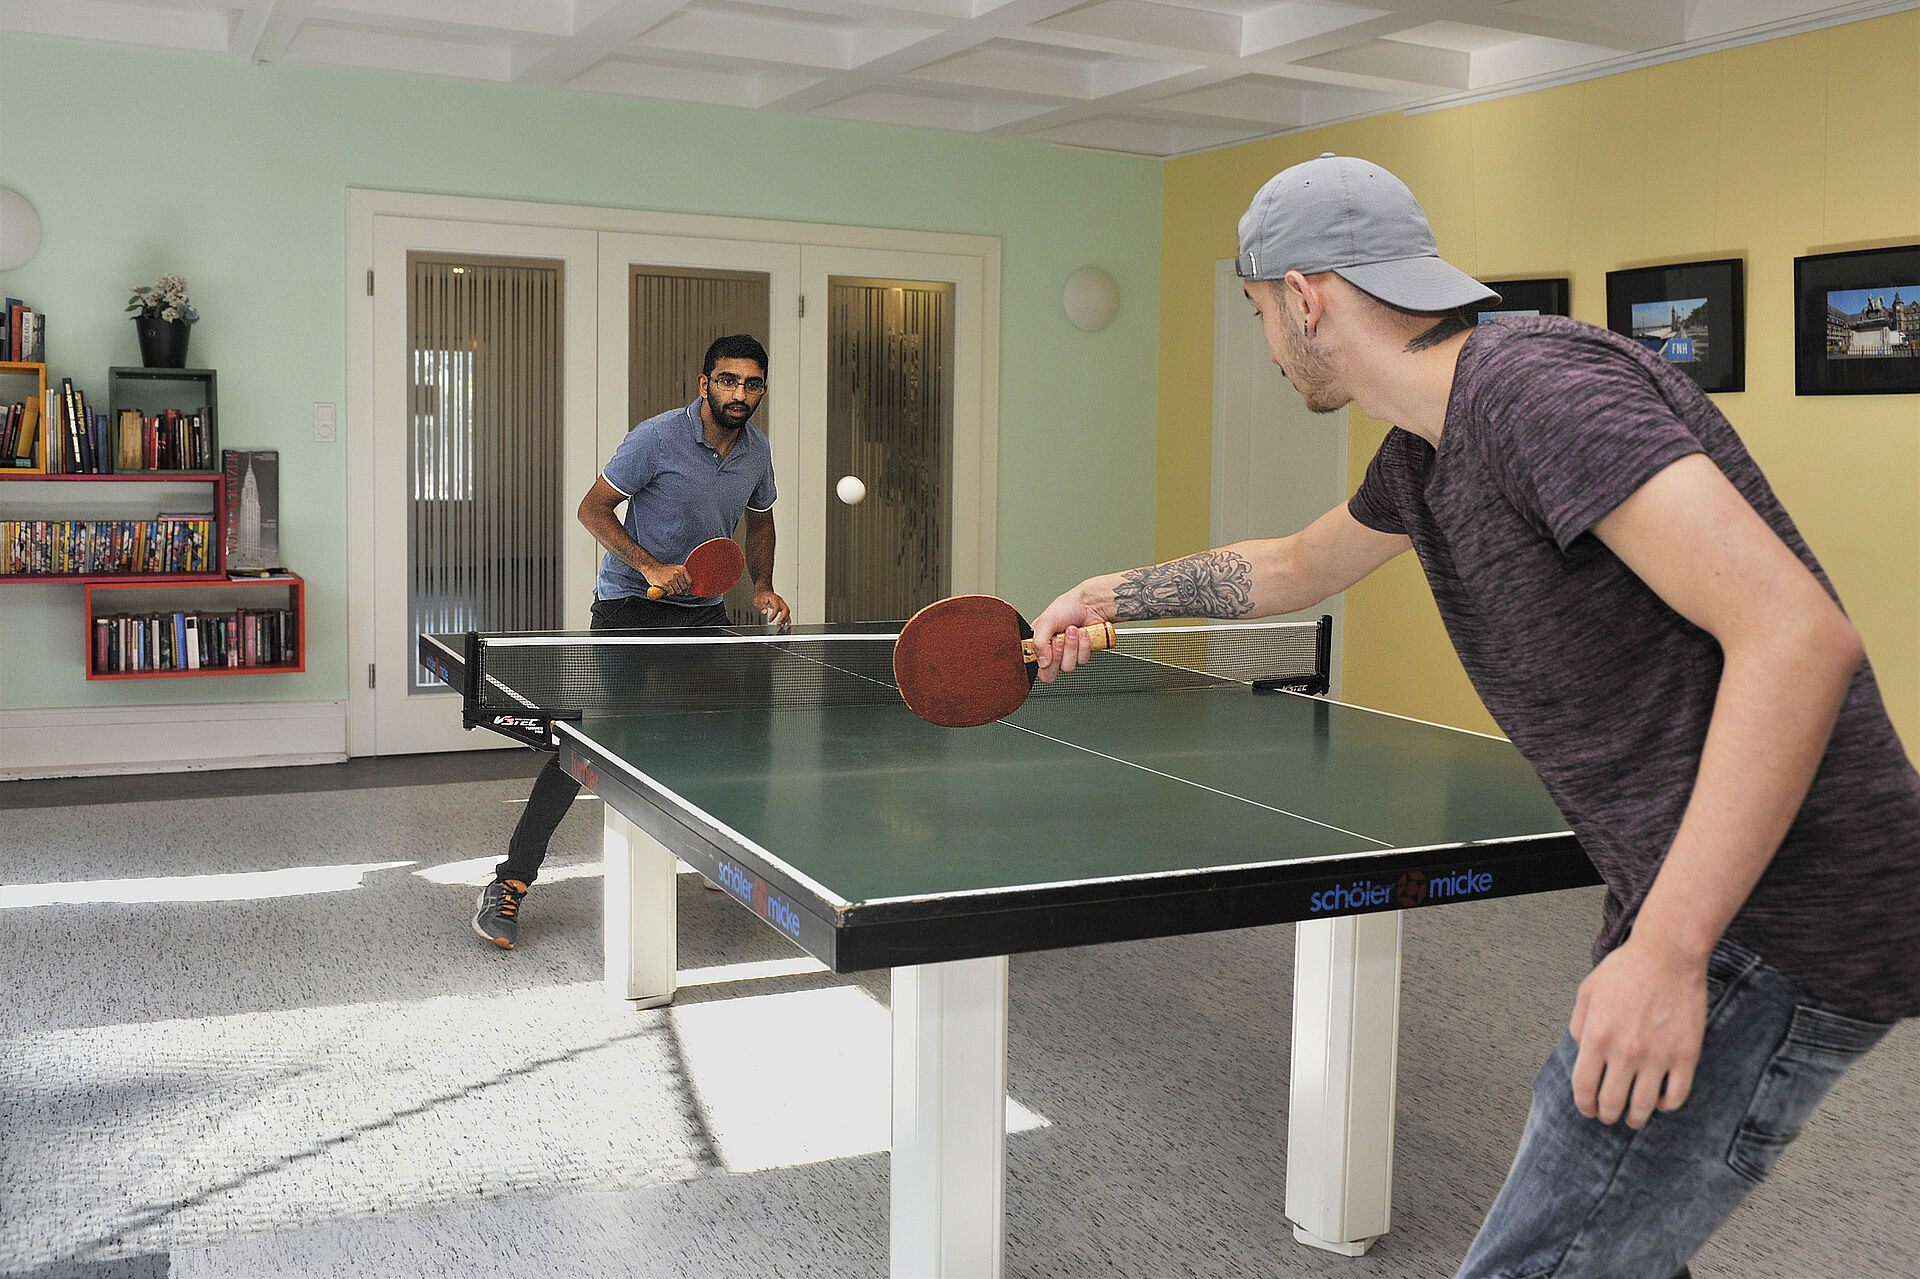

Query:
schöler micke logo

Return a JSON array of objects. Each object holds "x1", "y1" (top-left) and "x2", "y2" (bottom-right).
[{"x1": 1307, "y1": 866, "x2": 1495, "y2": 915}]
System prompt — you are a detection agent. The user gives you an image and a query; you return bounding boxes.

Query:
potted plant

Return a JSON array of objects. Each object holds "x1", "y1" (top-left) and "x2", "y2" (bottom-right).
[{"x1": 127, "y1": 273, "x2": 200, "y2": 368}]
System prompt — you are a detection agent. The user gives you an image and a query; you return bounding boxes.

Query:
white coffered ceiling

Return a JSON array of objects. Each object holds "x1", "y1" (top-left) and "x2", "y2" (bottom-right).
[{"x1": 4, "y1": 0, "x2": 1911, "y2": 157}]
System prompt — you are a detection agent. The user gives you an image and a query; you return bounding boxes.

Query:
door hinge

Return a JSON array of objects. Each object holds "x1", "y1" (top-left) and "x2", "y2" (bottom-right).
[
  {"x1": 798, "y1": 294, "x2": 805, "y2": 319},
  {"x1": 367, "y1": 269, "x2": 374, "y2": 296},
  {"x1": 368, "y1": 663, "x2": 377, "y2": 689}
]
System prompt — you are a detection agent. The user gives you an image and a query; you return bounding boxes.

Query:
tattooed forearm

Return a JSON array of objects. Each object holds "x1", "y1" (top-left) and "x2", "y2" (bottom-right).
[{"x1": 1112, "y1": 550, "x2": 1255, "y2": 620}]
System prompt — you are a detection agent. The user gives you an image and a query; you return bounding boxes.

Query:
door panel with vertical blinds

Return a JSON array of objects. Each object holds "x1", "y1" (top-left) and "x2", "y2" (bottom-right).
[
  {"x1": 595, "y1": 234, "x2": 801, "y2": 619},
  {"x1": 370, "y1": 218, "x2": 600, "y2": 756},
  {"x1": 407, "y1": 253, "x2": 564, "y2": 690},
  {"x1": 798, "y1": 246, "x2": 989, "y2": 624},
  {"x1": 826, "y1": 277, "x2": 954, "y2": 622},
  {"x1": 627, "y1": 266, "x2": 769, "y2": 623}
]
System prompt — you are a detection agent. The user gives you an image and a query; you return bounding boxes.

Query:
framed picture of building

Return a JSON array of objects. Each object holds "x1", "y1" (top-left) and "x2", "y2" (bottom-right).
[
  {"x1": 1470, "y1": 277, "x2": 1570, "y2": 323},
  {"x1": 1794, "y1": 244, "x2": 1920, "y2": 395},
  {"x1": 1606, "y1": 258, "x2": 1745, "y2": 393}
]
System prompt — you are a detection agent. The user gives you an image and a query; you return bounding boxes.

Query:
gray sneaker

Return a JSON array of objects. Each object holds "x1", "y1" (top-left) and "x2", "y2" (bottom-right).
[{"x1": 473, "y1": 878, "x2": 528, "y2": 949}]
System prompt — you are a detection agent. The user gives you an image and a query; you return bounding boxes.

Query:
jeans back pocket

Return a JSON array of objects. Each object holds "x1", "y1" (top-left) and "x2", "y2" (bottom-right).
[{"x1": 1727, "y1": 1003, "x2": 1889, "y2": 1185}]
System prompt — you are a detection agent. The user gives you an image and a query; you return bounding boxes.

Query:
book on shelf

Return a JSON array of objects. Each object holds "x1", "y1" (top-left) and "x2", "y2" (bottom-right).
[
  {"x1": 0, "y1": 400, "x2": 30, "y2": 466},
  {"x1": 0, "y1": 301, "x2": 41, "y2": 363},
  {"x1": 92, "y1": 606, "x2": 297, "y2": 674},
  {"x1": 20, "y1": 400, "x2": 40, "y2": 467},
  {"x1": 0, "y1": 305, "x2": 44, "y2": 365},
  {"x1": 222, "y1": 449, "x2": 281, "y2": 573},
  {"x1": 129, "y1": 408, "x2": 212, "y2": 471},
  {"x1": 116, "y1": 410, "x2": 142, "y2": 471},
  {"x1": 2, "y1": 515, "x2": 213, "y2": 576},
  {"x1": 57, "y1": 378, "x2": 105, "y2": 475},
  {"x1": 62, "y1": 379, "x2": 77, "y2": 472}
]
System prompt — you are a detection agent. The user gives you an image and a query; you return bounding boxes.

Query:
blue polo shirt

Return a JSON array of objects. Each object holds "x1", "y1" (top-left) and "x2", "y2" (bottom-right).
[{"x1": 595, "y1": 399, "x2": 777, "y2": 604}]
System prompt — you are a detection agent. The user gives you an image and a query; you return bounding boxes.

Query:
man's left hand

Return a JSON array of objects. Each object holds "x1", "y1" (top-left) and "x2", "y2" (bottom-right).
[
  {"x1": 755, "y1": 588, "x2": 791, "y2": 629},
  {"x1": 1568, "y1": 935, "x2": 1709, "y2": 1129}
]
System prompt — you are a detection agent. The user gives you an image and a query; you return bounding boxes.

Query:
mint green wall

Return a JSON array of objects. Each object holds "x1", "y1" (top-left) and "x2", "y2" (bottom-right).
[{"x1": 0, "y1": 36, "x2": 1162, "y2": 712}]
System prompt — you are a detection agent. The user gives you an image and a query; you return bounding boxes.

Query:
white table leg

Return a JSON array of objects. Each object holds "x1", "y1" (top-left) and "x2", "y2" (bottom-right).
[
  {"x1": 601, "y1": 806, "x2": 677, "y2": 1010},
  {"x1": 1285, "y1": 910, "x2": 1403, "y2": 1255},
  {"x1": 890, "y1": 956, "x2": 1009, "y2": 1279}
]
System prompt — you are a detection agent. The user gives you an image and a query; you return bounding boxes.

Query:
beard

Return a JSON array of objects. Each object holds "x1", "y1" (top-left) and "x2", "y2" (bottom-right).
[
  {"x1": 1279, "y1": 326, "x2": 1347, "y2": 414},
  {"x1": 706, "y1": 388, "x2": 755, "y2": 429}
]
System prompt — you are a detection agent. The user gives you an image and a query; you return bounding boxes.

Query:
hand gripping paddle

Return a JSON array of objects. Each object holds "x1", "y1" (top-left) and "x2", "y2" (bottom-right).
[
  {"x1": 893, "y1": 594, "x2": 1115, "y2": 728},
  {"x1": 648, "y1": 536, "x2": 746, "y2": 600}
]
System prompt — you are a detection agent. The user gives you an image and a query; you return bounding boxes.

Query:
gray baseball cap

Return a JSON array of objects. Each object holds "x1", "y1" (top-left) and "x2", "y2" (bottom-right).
[{"x1": 1236, "y1": 153, "x2": 1499, "y2": 312}]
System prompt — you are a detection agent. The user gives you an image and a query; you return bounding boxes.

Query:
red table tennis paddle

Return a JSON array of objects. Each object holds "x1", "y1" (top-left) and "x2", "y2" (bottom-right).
[
  {"x1": 648, "y1": 536, "x2": 746, "y2": 600},
  {"x1": 893, "y1": 594, "x2": 1115, "y2": 727}
]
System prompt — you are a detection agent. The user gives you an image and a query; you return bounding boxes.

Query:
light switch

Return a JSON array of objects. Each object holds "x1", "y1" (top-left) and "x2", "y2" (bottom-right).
[{"x1": 314, "y1": 402, "x2": 337, "y2": 443}]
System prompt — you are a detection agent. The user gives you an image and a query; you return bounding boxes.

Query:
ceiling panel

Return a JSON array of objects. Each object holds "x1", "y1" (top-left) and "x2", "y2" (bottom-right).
[{"x1": 2, "y1": 0, "x2": 1905, "y2": 156}]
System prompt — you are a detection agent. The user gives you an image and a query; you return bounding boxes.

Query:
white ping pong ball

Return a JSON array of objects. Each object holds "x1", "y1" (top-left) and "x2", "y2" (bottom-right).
[{"x1": 836, "y1": 475, "x2": 867, "y2": 505}]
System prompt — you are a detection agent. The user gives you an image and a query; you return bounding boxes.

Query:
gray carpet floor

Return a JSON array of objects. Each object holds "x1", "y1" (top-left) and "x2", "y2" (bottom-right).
[{"x1": 2, "y1": 759, "x2": 1914, "y2": 1278}]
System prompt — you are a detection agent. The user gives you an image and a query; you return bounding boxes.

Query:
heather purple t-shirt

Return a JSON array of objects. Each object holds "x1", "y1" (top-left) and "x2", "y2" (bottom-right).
[{"x1": 1349, "y1": 316, "x2": 1920, "y2": 1022}]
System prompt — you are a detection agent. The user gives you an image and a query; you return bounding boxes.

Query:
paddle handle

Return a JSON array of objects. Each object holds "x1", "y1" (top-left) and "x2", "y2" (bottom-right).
[{"x1": 1022, "y1": 620, "x2": 1115, "y2": 662}]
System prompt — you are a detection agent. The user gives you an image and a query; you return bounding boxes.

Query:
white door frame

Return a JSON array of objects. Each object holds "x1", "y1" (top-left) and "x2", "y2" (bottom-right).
[
  {"x1": 798, "y1": 245, "x2": 990, "y2": 615},
  {"x1": 1209, "y1": 257, "x2": 1347, "y2": 694},
  {"x1": 361, "y1": 215, "x2": 601, "y2": 757},
  {"x1": 346, "y1": 189, "x2": 1000, "y2": 757}
]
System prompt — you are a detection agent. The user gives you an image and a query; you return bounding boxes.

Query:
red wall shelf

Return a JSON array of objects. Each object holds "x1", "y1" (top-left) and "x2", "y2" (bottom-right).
[{"x1": 84, "y1": 574, "x2": 305, "y2": 680}]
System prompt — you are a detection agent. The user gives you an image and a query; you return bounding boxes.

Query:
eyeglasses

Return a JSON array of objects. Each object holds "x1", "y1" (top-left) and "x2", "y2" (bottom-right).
[{"x1": 707, "y1": 372, "x2": 767, "y2": 394}]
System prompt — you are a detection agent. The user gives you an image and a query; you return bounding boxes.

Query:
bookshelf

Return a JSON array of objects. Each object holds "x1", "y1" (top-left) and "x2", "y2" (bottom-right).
[
  {"x1": 0, "y1": 472, "x2": 224, "y2": 582},
  {"x1": 1, "y1": 361, "x2": 49, "y2": 472},
  {"x1": 2, "y1": 354, "x2": 299, "y2": 678},
  {"x1": 106, "y1": 366, "x2": 219, "y2": 474},
  {"x1": 84, "y1": 573, "x2": 304, "y2": 679}
]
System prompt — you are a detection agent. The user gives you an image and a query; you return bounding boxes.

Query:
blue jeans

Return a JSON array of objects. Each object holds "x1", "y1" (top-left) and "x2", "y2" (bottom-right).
[{"x1": 1456, "y1": 936, "x2": 1890, "y2": 1279}]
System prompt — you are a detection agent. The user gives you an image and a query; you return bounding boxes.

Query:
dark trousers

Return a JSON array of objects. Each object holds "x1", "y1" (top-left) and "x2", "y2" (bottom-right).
[{"x1": 495, "y1": 595, "x2": 729, "y2": 885}]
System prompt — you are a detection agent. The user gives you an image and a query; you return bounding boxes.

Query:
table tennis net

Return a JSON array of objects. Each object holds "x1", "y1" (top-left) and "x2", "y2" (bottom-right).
[{"x1": 459, "y1": 615, "x2": 1332, "y2": 721}]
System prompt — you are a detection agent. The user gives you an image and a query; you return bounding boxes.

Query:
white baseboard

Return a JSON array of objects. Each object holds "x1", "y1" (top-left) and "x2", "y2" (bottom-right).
[{"x1": 0, "y1": 701, "x2": 349, "y2": 780}]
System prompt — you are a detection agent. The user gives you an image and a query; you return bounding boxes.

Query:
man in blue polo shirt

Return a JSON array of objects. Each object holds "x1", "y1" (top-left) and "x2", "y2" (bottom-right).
[{"x1": 474, "y1": 333, "x2": 789, "y2": 949}]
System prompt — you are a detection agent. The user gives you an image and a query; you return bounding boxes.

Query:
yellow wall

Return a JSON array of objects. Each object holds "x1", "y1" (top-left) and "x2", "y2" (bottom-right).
[{"x1": 1159, "y1": 11, "x2": 1920, "y2": 745}]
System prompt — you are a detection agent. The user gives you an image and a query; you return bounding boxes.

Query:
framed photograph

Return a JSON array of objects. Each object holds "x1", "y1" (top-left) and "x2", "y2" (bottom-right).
[
  {"x1": 1605, "y1": 258, "x2": 1745, "y2": 393},
  {"x1": 1470, "y1": 277, "x2": 1569, "y2": 323},
  {"x1": 1793, "y1": 244, "x2": 1920, "y2": 395}
]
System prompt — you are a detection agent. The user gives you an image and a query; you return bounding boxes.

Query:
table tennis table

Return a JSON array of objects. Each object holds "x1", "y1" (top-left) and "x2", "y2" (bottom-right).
[{"x1": 421, "y1": 619, "x2": 1596, "y2": 1275}]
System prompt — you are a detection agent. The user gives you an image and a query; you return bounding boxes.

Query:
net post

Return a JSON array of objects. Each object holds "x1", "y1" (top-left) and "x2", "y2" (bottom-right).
[
  {"x1": 1251, "y1": 616, "x2": 1333, "y2": 696},
  {"x1": 461, "y1": 630, "x2": 483, "y2": 732},
  {"x1": 1312, "y1": 614, "x2": 1333, "y2": 696}
]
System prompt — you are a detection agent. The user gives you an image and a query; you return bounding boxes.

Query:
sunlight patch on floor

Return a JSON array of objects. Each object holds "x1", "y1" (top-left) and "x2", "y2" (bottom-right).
[
  {"x1": 674, "y1": 984, "x2": 1049, "y2": 1175},
  {"x1": 3, "y1": 964, "x2": 1049, "y2": 1264},
  {"x1": 411, "y1": 855, "x2": 610, "y2": 887},
  {"x1": 680, "y1": 955, "x2": 829, "y2": 986},
  {"x1": 0, "y1": 862, "x2": 416, "y2": 909}
]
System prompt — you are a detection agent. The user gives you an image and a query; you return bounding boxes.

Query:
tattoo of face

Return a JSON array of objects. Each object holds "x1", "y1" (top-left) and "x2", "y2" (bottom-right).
[{"x1": 1112, "y1": 550, "x2": 1255, "y2": 620}]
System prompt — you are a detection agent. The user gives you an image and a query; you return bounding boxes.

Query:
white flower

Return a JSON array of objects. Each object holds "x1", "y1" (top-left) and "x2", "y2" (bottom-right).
[{"x1": 127, "y1": 274, "x2": 200, "y2": 324}]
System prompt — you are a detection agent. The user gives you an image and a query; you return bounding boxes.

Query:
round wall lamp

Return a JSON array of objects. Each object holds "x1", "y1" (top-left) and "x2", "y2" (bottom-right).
[
  {"x1": 0, "y1": 187, "x2": 43, "y2": 272},
  {"x1": 1062, "y1": 265, "x2": 1119, "y2": 331}
]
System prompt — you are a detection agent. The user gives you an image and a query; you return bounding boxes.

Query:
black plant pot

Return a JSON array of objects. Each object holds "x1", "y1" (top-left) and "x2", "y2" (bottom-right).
[{"x1": 134, "y1": 316, "x2": 192, "y2": 368}]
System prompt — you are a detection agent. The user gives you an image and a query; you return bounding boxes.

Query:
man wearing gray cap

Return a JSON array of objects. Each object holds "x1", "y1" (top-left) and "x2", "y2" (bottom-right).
[{"x1": 1031, "y1": 153, "x2": 1918, "y2": 1276}]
